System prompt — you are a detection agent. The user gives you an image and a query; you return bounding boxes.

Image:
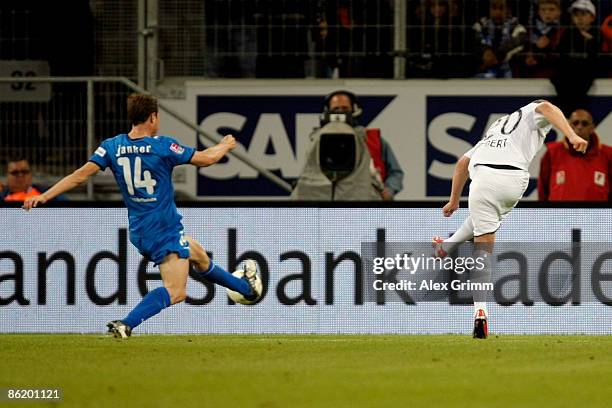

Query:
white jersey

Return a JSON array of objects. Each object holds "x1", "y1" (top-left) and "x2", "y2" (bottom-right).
[{"x1": 465, "y1": 101, "x2": 552, "y2": 173}]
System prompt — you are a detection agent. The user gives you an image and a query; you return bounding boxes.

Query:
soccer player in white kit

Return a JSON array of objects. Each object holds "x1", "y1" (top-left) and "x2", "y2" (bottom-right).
[{"x1": 433, "y1": 100, "x2": 588, "y2": 338}]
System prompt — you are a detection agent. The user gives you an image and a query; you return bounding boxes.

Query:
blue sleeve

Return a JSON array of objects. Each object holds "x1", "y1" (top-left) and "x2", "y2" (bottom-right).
[
  {"x1": 381, "y1": 138, "x2": 404, "y2": 195},
  {"x1": 158, "y1": 136, "x2": 196, "y2": 167},
  {"x1": 88, "y1": 140, "x2": 111, "y2": 170}
]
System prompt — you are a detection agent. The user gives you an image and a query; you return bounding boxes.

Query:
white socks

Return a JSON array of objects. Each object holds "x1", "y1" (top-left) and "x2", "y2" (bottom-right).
[
  {"x1": 472, "y1": 249, "x2": 491, "y2": 318},
  {"x1": 439, "y1": 216, "x2": 490, "y2": 319},
  {"x1": 442, "y1": 216, "x2": 475, "y2": 253}
]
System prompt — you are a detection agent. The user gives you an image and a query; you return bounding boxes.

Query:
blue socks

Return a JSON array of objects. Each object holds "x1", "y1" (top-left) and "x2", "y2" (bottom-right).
[
  {"x1": 199, "y1": 261, "x2": 252, "y2": 297},
  {"x1": 121, "y1": 262, "x2": 251, "y2": 330},
  {"x1": 123, "y1": 286, "x2": 171, "y2": 329}
]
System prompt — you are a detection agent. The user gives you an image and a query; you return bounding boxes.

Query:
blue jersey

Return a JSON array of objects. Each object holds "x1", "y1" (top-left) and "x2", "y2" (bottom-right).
[{"x1": 89, "y1": 134, "x2": 195, "y2": 236}]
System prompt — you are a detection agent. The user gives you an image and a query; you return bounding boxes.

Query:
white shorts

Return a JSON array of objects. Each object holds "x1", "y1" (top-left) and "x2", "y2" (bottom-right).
[{"x1": 468, "y1": 165, "x2": 529, "y2": 236}]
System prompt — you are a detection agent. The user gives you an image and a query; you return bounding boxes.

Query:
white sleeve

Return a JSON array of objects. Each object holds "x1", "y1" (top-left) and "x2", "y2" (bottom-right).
[
  {"x1": 464, "y1": 143, "x2": 478, "y2": 158},
  {"x1": 526, "y1": 102, "x2": 551, "y2": 130}
]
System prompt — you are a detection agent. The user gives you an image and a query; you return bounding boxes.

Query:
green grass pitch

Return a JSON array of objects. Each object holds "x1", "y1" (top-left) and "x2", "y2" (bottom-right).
[{"x1": 1, "y1": 334, "x2": 611, "y2": 407}]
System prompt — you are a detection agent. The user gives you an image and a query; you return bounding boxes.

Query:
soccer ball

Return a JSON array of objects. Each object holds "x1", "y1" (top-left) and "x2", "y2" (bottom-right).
[{"x1": 226, "y1": 268, "x2": 261, "y2": 305}]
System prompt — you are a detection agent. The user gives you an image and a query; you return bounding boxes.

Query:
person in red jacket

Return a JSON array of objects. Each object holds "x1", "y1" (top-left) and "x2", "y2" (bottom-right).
[{"x1": 538, "y1": 109, "x2": 612, "y2": 201}]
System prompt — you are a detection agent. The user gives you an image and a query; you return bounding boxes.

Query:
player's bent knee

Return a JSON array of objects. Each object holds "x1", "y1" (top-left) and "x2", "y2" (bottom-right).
[{"x1": 186, "y1": 236, "x2": 210, "y2": 271}]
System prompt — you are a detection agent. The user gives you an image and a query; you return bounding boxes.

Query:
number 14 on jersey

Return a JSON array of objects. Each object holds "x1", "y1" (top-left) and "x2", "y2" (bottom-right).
[{"x1": 117, "y1": 157, "x2": 157, "y2": 195}]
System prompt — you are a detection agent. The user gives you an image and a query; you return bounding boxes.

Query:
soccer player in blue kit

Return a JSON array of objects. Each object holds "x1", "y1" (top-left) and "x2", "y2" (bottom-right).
[{"x1": 23, "y1": 93, "x2": 263, "y2": 338}]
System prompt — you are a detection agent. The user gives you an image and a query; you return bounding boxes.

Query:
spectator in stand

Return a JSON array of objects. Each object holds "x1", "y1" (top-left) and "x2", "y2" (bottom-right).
[
  {"x1": 522, "y1": 0, "x2": 562, "y2": 77},
  {"x1": 603, "y1": 13, "x2": 612, "y2": 52},
  {"x1": 0, "y1": 158, "x2": 64, "y2": 202},
  {"x1": 602, "y1": 13, "x2": 612, "y2": 76},
  {"x1": 254, "y1": 1, "x2": 311, "y2": 78},
  {"x1": 203, "y1": 0, "x2": 257, "y2": 78},
  {"x1": 314, "y1": 0, "x2": 393, "y2": 78},
  {"x1": 538, "y1": 109, "x2": 612, "y2": 201},
  {"x1": 406, "y1": 0, "x2": 477, "y2": 78},
  {"x1": 551, "y1": 0, "x2": 600, "y2": 114},
  {"x1": 473, "y1": 0, "x2": 528, "y2": 78}
]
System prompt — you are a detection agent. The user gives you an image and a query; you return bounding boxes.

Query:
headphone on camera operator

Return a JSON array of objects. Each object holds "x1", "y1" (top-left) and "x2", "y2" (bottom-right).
[{"x1": 319, "y1": 90, "x2": 363, "y2": 127}]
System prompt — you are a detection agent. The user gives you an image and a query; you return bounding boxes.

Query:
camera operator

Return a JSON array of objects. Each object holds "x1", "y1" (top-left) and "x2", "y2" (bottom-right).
[
  {"x1": 322, "y1": 91, "x2": 404, "y2": 200},
  {"x1": 291, "y1": 90, "x2": 404, "y2": 201}
]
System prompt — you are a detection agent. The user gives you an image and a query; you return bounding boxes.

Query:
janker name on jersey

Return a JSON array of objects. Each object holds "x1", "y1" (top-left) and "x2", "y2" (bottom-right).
[{"x1": 115, "y1": 144, "x2": 152, "y2": 157}]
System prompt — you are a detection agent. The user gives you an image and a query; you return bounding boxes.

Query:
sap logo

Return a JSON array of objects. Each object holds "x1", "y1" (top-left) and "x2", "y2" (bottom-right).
[
  {"x1": 199, "y1": 111, "x2": 318, "y2": 180},
  {"x1": 428, "y1": 111, "x2": 506, "y2": 180},
  {"x1": 426, "y1": 96, "x2": 612, "y2": 197},
  {"x1": 425, "y1": 96, "x2": 527, "y2": 197},
  {"x1": 426, "y1": 96, "x2": 545, "y2": 197},
  {"x1": 196, "y1": 95, "x2": 394, "y2": 196},
  {"x1": 426, "y1": 96, "x2": 536, "y2": 197}
]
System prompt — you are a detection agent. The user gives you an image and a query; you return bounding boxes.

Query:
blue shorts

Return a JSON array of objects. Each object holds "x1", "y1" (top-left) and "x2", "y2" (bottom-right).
[{"x1": 130, "y1": 229, "x2": 190, "y2": 266}]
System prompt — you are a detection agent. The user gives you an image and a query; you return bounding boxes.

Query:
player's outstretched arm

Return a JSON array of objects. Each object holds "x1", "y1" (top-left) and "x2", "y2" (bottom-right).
[
  {"x1": 190, "y1": 135, "x2": 237, "y2": 167},
  {"x1": 443, "y1": 155, "x2": 470, "y2": 217},
  {"x1": 535, "y1": 101, "x2": 588, "y2": 153},
  {"x1": 23, "y1": 162, "x2": 100, "y2": 210}
]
